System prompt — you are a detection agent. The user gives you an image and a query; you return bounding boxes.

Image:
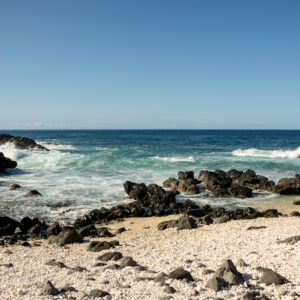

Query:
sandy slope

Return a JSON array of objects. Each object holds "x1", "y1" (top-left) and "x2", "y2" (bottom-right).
[{"x1": 0, "y1": 215, "x2": 299, "y2": 300}]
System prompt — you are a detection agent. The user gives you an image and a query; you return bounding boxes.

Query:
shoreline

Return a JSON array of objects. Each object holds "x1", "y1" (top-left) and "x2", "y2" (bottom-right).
[{"x1": 0, "y1": 214, "x2": 299, "y2": 299}]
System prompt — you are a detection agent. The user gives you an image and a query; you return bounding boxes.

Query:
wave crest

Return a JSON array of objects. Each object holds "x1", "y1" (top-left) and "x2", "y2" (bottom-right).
[
  {"x1": 0, "y1": 142, "x2": 27, "y2": 160},
  {"x1": 232, "y1": 147, "x2": 300, "y2": 159},
  {"x1": 151, "y1": 155, "x2": 195, "y2": 162}
]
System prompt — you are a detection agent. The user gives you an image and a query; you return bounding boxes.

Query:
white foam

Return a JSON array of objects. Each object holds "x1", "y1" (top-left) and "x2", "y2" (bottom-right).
[
  {"x1": 151, "y1": 155, "x2": 195, "y2": 162},
  {"x1": 232, "y1": 147, "x2": 300, "y2": 159},
  {"x1": 0, "y1": 142, "x2": 27, "y2": 160},
  {"x1": 95, "y1": 147, "x2": 118, "y2": 151},
  {"x1": 39, "y1": 142, "x2": 76, "y2": 150}
]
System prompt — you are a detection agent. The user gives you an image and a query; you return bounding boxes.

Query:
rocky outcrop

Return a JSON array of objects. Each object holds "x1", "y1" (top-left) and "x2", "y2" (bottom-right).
[
  {"x1": 0, "y1": 134, "x2": 48, "y2": 151},
  {"x1": 274, "y1": 175, "x2": 300, "y2": 195},
  {"x1": 123, "y1": 181, "x2": 176, "y2": 208},
  {"x1": 0, "y1": 152, "x2": 17, "y2": 171}
]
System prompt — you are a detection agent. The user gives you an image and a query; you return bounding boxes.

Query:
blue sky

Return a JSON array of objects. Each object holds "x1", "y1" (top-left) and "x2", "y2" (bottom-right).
[{"x1": 0, "y1": 0, "x2": 300, "y2": 129}]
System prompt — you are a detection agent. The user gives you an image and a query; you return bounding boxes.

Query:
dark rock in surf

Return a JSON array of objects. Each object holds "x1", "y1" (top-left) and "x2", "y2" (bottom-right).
[
  {"x1": 25, "y1": 190, "x2": 42, "y2": 197},
  {"x1": 0, "y1": 216, "x2": 20, "y2": 237},
  {"x1": 0, "y1": 152, "x2": 17, "y2": 171},
  {"x1": 0, "y1": 134, "x2": 49, "y2": 151},
  {"x1": 228, "y1": 184, "x2": 252, "y2": 198},
  {"x1": 10, "y1": 184, "x2": 21, "y2": 190}
]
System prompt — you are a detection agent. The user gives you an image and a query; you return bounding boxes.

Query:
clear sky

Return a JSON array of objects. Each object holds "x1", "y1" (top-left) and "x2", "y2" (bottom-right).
[{"x1": 0, "y1": 0, "x2": 300, "y2": 129}]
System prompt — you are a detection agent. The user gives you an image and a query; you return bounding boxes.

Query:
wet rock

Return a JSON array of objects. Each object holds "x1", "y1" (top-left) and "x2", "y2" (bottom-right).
[
  {"x1": 20, "y1": 217, "x2": 35, "y2": 233},
  {"x1": 78, "y1": 224, "x2": 97, "y2": 237},
  {"x1": 178, "y1": 171, "x2": 194, "y2": 180},
  {"x1": 28, "y1": 224, "x2": 47, "y2": 238},
  {"x1": 0, "y1": 216, "x2": 20, "y2": 236},
  {"x1": 0, "y1": 152, "x2": 17, "y2": 170},
  {"x1": 205, "y1": 276, "x2": 227, "y2": 291},
  {"x1": 97, "y1": 251, "x2": 123, "y2": 261},
  {"x1": 186, "y1": 184, "x2": 200, "y2": 194},
  {"x1": 168, "y1": 267, "x2": 194, "y2": 282},
  {"x1": 228, "y1": 184, "x2": 252, "y2": 198},
  {"x1": 259, "y1": 269, "x2": 289, "y2": 285},
  {"x1": 10, "y1": 184, "x2": 21, "y2": 190},
  {"x1": 40, "y1": 280, "x2": 60, "y2": 296},
  {"x1": 274, "y1": 176, "x2": 300, "y2": 195},
  {"x1": 0, "y1": 134, "x2": 48, "y2": 151},
  {"x1": 119, "y1": 256, "x2": 138, "y2": 268},
  {"x1": 46, "y1": 222, "x2": 61, "y2": 236},
  {"x1": 48, "y1": 228, "x2": 82, "y2": 246},
  {"x1": 163, "y1": 286, "x2": 176, "y2": 294},
  {"x1": 163, "y1": 178, "x2": 179, "y2": 188},
  {"x1": 25, "y1": 190, "x2": 42, "y2": 197},
  {"x1": 87, "y1": 241, "x2": 117, "y2": 252},
  {"x1": 89, "y1": 289, "x2": 110, "y2": 298}
]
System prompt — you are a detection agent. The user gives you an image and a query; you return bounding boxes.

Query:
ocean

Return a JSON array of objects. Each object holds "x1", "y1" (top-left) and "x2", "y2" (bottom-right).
[{"x1": 1, "y1": 130, "x2": 300, "y2": 223}]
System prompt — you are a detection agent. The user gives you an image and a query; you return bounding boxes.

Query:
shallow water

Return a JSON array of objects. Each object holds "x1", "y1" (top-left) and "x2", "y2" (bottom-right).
[{"x1": 1, "y1": 130, "x2": 300, "y2": 223}]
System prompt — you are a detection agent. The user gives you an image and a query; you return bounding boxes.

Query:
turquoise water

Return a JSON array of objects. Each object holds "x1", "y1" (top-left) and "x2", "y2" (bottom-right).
[{"x1": 1, "y1": 130, "x2": 300, "y2": 223}]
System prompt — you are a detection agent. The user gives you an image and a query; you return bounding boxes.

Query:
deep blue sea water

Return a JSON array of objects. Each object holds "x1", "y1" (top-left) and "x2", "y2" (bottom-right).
[{"x1": 1, "y1": 130, "x2": 300, "y2": 223}]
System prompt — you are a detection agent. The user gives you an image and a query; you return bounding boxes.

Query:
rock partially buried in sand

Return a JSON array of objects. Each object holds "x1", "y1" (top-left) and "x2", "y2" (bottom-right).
[
  {"x1": 293, "y1": 200, "x2": 300, "y2": 205},
  {"x1": 97, "y1": 251, "x2": 123, "y2": 262},
  {"x1": 119, "y1": 256, "x2": 138, "y2": 268},
  {"x1": 277, "y1": 235, "x2": 300, "y2": 245},
  {"x1": 168, "y1": 267, "x2": 194, "y2": 282},
  {"x1": 40, "y1": 280, "x2": 60, "y2": 296},
  {"x1": 25, "y1": 190, "x2": 42, "y2": 197},
  {"x1": 48, "y1": 228, "x2": 82, "y2": 246},
  {"x1": 87, "y1": 240, "x2": 119, "y2": 252},
  {"x1": 89, "y1": 289, "x2": 110, "y2": 298},
  {"x1": 259, "y1": 269, "x2": 289, "y2": 285}
]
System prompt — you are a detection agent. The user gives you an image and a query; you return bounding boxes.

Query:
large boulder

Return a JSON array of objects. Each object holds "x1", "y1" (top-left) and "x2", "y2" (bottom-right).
[
  {"x1": 0, "y1": 216, "x2": 20, "y2": 236},
  {"x1": 0, "y1": 152, "x2": 17, "y2": 171},
  {"x1": 48, "y1": 228, "x2": 82, "y2": 246},
  {"x1": 178, "y1": 171, "x2": 194, "y2": 181},
  {"x1": 123, "y1": 182, "x2": 176, "y2": 208},
  {"x1": 163, "y1": 178, "x2": 178, "y2": 189},
  {"x1": 0, "y1": 134, "x2": 48, "y2": 151},
  {"x1": 274, "y1": 175, "x2": 300, "y2": 195},
  {"x1": 228, "y1": 184, "x2": 252, "y2": 198}
]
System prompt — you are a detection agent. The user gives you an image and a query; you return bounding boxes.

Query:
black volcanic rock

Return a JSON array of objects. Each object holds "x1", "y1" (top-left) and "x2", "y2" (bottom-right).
[
  {"x1": 0, "y1": 134, "x2": 48, "y2": 151},
  {"x1": 0, "y1": 152, "x2": 17, "y2": 171}
]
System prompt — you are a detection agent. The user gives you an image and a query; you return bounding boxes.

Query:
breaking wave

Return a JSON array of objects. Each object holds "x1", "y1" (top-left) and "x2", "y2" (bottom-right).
[
  {"x1": 232, "y1": 147, "x2": 300, "y2": 159},
  {"x1": 151, "y1": 155, "x2": 195, "y2": 162}
]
